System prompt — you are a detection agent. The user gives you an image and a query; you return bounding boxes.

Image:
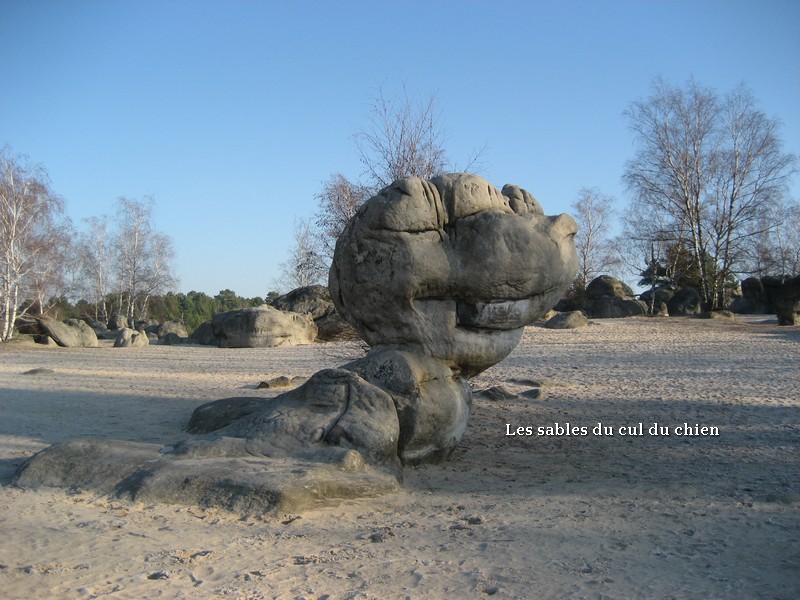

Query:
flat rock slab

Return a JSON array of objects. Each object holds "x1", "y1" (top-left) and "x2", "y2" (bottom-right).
[{"x1": 13, "y1": 439, "x2": 399, "y2": 516}]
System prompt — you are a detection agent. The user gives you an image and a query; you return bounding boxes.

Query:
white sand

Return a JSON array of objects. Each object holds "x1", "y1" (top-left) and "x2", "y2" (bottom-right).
[{"x1": 0, "y1": 316, "x2": 798, "y2": 599}]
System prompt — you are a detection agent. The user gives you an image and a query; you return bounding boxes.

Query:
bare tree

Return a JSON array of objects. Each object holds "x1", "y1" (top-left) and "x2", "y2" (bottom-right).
[
  {"x1": 623, "y1": 78, "x2": 797, "y2": 308},
  {"x1": 111, "y1": 196, "x2": 176, "y2": 321},
  {"x1": 277, "y1": 218, "x2": 327, "y2": 291},
  {"x1": 27, "y1": 218, "x2": 77, "y2": 316},
  {"x1": 135, "y1": 231, "x2": 177, "y2": 318},
  {"x1": 742, "y1": 197, "x2": 800, "y2": 279},
  {"x1": 354, "y1": 83, "x2": 449, "y2": 190},
  {"x1": 0, "y1": 149, "x2": 66, "y2": 341},
  {"x1": 571, "y1": 187, "x2": 618, "y2": 290},
  {"x1": 314, "y1": 173, "x2": 371, "y2": 259},
  {"x1": 77, "y1": 215, "x2": 112, "y2": 321}
]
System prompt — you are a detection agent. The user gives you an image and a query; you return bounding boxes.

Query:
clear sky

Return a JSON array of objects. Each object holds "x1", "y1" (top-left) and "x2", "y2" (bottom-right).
[{"x1": 2, "y1": 0, "x2": 798, "y2": 298}]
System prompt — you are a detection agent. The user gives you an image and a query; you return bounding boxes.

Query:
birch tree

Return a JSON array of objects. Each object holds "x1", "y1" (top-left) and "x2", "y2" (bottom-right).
[
  {"x1": 111, "y1": 196, "x2": 176, "y2": 321},
  {"x1": 78, "y1": 216, "x2": 112, "y2": 321},
  {"x1": 277, "y1": 218, "x2": 327, "y2": 291},
  {"x1": 571, "y1": 187, "x2": 618, "y2": 291},
  {"x1": 0, "y1": 150, "x2": 66, "y2": 340},
  {"x1": 623, "y1": 78, "x2": 797, "y2": 308}
]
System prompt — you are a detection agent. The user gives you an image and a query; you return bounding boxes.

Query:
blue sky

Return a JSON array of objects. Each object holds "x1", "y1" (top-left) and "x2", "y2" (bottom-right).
[{"x1": 2, "y1": 0, "x2": 798, "y2": 298}]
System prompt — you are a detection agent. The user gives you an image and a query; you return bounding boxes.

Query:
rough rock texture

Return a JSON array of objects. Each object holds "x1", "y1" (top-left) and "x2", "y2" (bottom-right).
[
  {"x1": 15, "y1": 174, "x2": 578, "y2": 516},
  {"x1": 545, "y1": 310, "x2": 589, "y2": 329},
  {"x1": 114, "y1": 327, "x2": 150, "y2": 348},
  {"x1": 189, "y1": 321, "x2": 216, "y2": 345},
  {"x1": 156, "y1": 320, "x2": 188, "y2": 339},
  {"x1": 13, "y1": 439, "x2": 398, "y2": 515},
  {"x1": 587, "y1": 275, "x2": 635, "y2": 299},
  {"x1": 271, "y1": 285, "x2": 358, "y2": 341},
  {"x1": 157, "y1": 332, "x2": 192, "y2": 345},
  {"x1": 583, "y1": 275, "x2": 646, "y2": 319},
  {"x1": 639, "y1": 287, "x2": 675, "y2": 314},
  {"x1": 667, "y1": 287, "x2": 703, "y2": 316},
  {"x1": 209, "y1": 306, "x2": 317, "y2": 348},
  {"x1": 36, "y1": 317, "x2": 99, "y2": 348},
  {"x1": 330, "y1": 174, "x2": 578, "y2": 376}
]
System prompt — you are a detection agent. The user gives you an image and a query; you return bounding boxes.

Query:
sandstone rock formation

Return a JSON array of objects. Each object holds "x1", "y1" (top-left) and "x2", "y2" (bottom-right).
[
  {"x1": 36, "y1": 317, "x2": 99, "y2": 348},
  {"x1": 114, "y1": 327, "x2": 150, "y2": 347},
  {"x1": 667, "y1": 287, "x2": 703, "y2": 315},
  {"x1": 583, "y1": 275, "x2": 646, "y2": 318},
  {"x1": 156, "y1": 320, "x2": 188, "y2": 339},
  {"x1": 545, "y1": 310, "x2": 589, "y2": 329},
  {"x1": 14, "y1": 174, "x2": 578, "y2": 515},
  {"x1": 208, "y1": 305, "x2": 317, "y2": 348},
  {"x1": 271, "y1": 285, "x2": 358, "y2": 341}
]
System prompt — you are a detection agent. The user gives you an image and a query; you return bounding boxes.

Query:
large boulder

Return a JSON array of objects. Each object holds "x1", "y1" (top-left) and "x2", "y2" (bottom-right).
[
  {"x1": 730, "y1": 277, "x2": 770, "y2": 314},
  {"x1": 639, "y1": 287, "x2": 675, "y2": 314},
  {"x1": 583, "y1": 275, "x2": 646, "y2": 318},
  {"x1": 271, "y1": 285, "x2": 358, "y2": 341},
  {"x1": 114, "y1": 327, "x2": 150, "y2": 347},
  {"x1": 189, "y1": 320, "x2": 216, "y2": 345},
  {"x1": 209, "y1": 305, "x2": 317, "y2": 348},
  {"x1": 15, "y1": 174, "x2": 578, "y2": 515},
  {"x1": 544, "y1": 310, "x2": 589, "y2": 329},
  {"x1": 330, "y1": 174, "x2": 578, "y2": 377},
  {"x1": 667, "y1": 287, "x2": 703, "y2": 315},
  {"x1": 586, "y1": 275, "x2": 635, "y2": 299},
  {"x1": 36, "y1": 317, "x2": 99, "y2": 348},
  {"x1": 156, "y1": 320, "x2": 188, "y2": 339},
  {"x1": 768, "y1": 276, "x2": 800, "y2": 325}
]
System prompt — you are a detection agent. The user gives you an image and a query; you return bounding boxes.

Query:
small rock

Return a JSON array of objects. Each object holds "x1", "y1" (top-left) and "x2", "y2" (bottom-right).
[
  {"x1": 475, "y1": 386, "x2": 518, "y2": 401},
  {"x1": 22, "y1": 367, "x2": 55, "y2": 375},
  {"x1": 147, "y1": 570, "x2": 170, "y2": 580},
  {"x1": 464, "y1": 515, "x2": 484, "y2": 525}
]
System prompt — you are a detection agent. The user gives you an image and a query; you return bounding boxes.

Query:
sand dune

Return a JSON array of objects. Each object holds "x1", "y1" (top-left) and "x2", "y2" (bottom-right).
[{"x1": 1, "y1": 316, "x2": 798, "y2": 599}]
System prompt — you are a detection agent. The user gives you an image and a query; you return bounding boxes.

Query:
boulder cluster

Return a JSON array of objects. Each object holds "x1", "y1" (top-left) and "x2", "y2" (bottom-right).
[
  {"x1": 15, "y1": 287, "x2": 359, "y2": 350},
  {"x1": 552, "y1": 273, "x2": 798, "y2": 325},
  {"x1": 730, "y1": 276, "x2": 800, "y2": 325}
]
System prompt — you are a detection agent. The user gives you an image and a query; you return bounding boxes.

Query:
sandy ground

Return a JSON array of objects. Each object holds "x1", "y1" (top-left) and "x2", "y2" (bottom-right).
[{"x1": 0, "y1": 315, "x2": 798, "y2": 599}]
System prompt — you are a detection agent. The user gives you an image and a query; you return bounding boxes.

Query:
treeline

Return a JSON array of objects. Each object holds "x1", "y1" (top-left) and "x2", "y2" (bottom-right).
[
  {"x1": 42, "y1": 289, "x2": 275, "y2": 335},
  {"x1": 1, "y1": 147, "x2": 181, "y2": 341}
]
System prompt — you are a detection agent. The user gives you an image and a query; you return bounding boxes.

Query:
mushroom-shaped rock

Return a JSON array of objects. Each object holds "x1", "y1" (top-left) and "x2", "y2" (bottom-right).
[{"x1": 14, "y1": 174, "x2": 578, "y2": 515}]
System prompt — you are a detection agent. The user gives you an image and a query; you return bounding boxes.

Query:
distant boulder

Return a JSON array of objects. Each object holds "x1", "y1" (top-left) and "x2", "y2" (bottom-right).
[
  {"x1": 107, "y1": 314, "x2": 128, "y2": 330},
  {"x1": 114, "y1": 327, "x2": 150, "y2": 348},
  {"x1": 190, "y1": 321, "x2": 216, "y2": 345},
  {"x1": 157, "y1": 332, "x2": 192, "y2": 345},
  {"x1": 730, "y1": 277, "x2": 770, "y2": 314},
  {"x1": 544, "y1": 310, "x2": 588, "y2": 329},
  {"x1": 271, "y1": 285, "x2": 358, "y2": 341},
  {"x1": 135, "y1": 318, "x2": 159, "y2": 333},
  {"x1": 639, "y1": 287, "x2": 675, "y2": 314},
  {"x1": 769, "y1": 276, "x2": 800, "y2": 326},
  {"x1": 586, "y1": 275, "x2": 635, "y2": 299},
  {"x1": 585, "y1": 296, "x2": 647, "y2": 318},
  {"x1": 667, "y1": 287, "x2": 703, "y2": 315},
  {"x1": 36, "y1": 317, "x2": 99, "y2": 348},
  {"x1": 583, "y1": 275, "x2": 646, "y2": 318},
  {"x1": 157, "y1": 320, "x2": 188, "y2": 339},
  {"x1": 208, "y1": 305, "x2": 317, "y2": 348}
]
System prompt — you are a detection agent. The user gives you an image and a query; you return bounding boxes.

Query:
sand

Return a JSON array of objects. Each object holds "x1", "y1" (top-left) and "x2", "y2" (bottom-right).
[{"x1": 0, "y1": 316, "x2": 798, "y2": 599}]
